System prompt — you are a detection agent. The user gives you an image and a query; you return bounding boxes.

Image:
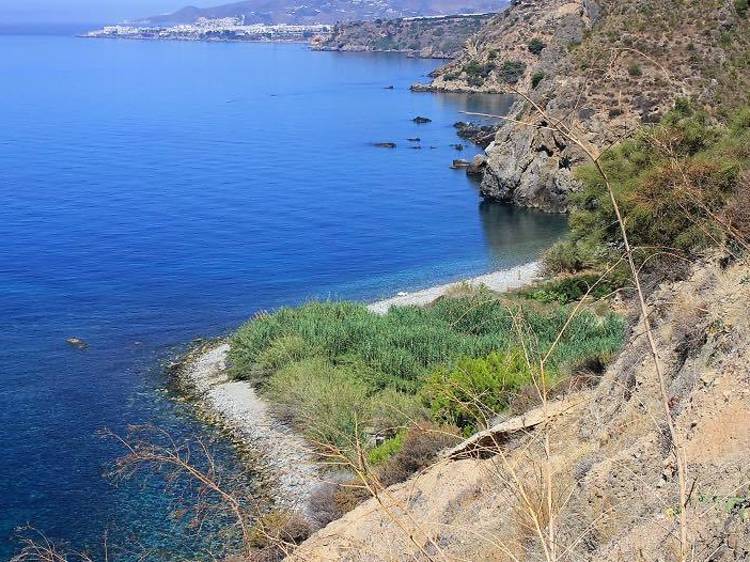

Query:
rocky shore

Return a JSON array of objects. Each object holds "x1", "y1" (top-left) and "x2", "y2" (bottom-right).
[
  {"x1": 310, "y1": 14, "x2": 494, "y2": 59},
  {"x1": 175, "y1": 341, "x2": 321, "y2": 517}
]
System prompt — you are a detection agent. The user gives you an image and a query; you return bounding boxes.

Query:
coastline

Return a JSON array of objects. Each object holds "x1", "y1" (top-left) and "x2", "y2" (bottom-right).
[
  {"x1": 175, "y1": 341, "x2": 321, "y2": 517},
  {"x1": 367, "y1": 261, "x2": 540, "y2": 314},
  {"x1": 177, "y1": 260, "x2": 543, "y2": 514}
]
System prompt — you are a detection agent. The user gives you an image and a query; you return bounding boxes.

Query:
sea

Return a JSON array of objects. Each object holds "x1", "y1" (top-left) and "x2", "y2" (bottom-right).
[{"x1": 0, "y1": 28, "x2": 568, "y2": 560}]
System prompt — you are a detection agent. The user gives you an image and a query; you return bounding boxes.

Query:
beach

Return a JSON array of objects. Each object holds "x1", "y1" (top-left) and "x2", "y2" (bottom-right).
[
  {"x1": 179, "y1": 260, "x2": 542, "y2": 510},
  {"x1": 367, "y1": 261, "x2": 541, "y2": 314}
]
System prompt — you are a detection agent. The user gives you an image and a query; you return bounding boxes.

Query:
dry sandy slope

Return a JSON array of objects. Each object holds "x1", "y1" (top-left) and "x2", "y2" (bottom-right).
[{"x1": 291, "y1": 257, "x2": 750, "y2": 561}]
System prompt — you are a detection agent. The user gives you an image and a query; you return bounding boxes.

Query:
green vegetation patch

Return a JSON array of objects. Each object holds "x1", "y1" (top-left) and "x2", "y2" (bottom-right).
[
  {"x1": 737, "y1": 0, "x2": 749, "y2": 17},
  {"x1": 499, "y1": 60, "x2": 527, "y2": 84},
  {"x1": 531, "y1": 70, "x2": 546, "y2": 89},
  {"x1": 528, "y1": 38, "x2": 547, "y2": 55},
  {"x1": 230, "y1": 291, "x2": 625, "y2": 450}
]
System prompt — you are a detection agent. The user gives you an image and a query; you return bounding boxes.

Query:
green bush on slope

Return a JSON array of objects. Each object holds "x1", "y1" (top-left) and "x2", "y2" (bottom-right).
[
  {"x1": 422, "y1": 349, "x2": 533, "y2": 433},
  {"x1": 543, "y1": 103, "x2": 750, "y2": 276}
]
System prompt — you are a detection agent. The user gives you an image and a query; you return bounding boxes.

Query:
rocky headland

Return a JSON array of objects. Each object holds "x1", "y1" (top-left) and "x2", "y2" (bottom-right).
[
  {"x1": 310, "y1": 14, "x2": 495, "y2": 59},
  {"x1": 415, "y1": 0, "x2": 750, "y2": 212}
]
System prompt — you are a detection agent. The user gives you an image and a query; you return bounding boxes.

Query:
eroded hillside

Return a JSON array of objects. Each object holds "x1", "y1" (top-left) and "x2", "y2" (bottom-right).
[{"x1": 290, "y1": 255, "x2": 750, "y2": 560}]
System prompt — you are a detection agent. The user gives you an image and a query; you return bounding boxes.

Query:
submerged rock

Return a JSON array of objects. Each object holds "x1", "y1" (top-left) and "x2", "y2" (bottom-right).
[
  {"x1": 407, "y1": 137, "x2": 421, "y2": 142},
  {"x1": 412, "y1": 116, "x2": 432, "y2": 124},
  {"x1": 372, "y1": 142, "x2": 397, "y2": 149},
  {"x1": 66, "y1": 337, "x2": 88, "y2": 350},
  {"x1": 451, "y1": 159, "x2": 471, "y2": 169}
]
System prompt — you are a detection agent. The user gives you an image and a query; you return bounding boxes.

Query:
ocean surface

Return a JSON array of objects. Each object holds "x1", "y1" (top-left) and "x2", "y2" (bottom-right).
[{"x1": 0, "y1": 32, "x2": 567, "y2": 559}]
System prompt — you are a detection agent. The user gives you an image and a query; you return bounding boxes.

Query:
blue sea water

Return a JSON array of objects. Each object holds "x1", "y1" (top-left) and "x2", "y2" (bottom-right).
[{"x1": 0, "y1": 33, "x2": 567, "y2": 559}]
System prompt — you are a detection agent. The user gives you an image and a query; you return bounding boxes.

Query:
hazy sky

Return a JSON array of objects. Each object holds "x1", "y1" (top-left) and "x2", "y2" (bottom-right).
[{"x1": 0, "y1": 0, "x2": 220, "y2": 24}]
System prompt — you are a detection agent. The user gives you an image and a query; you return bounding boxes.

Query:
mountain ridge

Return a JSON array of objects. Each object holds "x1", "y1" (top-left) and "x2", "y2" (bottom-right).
[{"x1": 135, "y1": 0, "x2": 508, "y2": 25}]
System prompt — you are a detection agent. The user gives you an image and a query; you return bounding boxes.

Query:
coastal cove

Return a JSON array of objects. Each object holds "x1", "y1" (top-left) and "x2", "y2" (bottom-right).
[{"x1": 0, "y1": 34, "x2": 568, "y2": 559}]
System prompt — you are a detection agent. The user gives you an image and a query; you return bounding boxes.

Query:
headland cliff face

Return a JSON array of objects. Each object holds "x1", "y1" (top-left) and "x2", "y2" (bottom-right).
[{"x1": 416, "y1": 0, "x2": 750, "y2": 212}]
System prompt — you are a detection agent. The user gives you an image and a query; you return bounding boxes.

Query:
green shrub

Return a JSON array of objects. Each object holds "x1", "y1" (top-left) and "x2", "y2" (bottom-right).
[
  {"x1": 464, "y1": 60, "x2": 495, "y2": 78},
  {"x1": 531, "y1": 70, "x2": 546, "y2": 89},
  {"x1": 549, "y1": 104, "x2": 750, "y2": 275},
  {"x1": 736, "y1": 0, "x2": 749, "y2": 17},
  {"x1": 368, "y1": 431, "x2": 406, "y2": 465},
  {"x1": 421, "y1": 349, "x2": 537, "y2": 432},
  {"x1": 627, "y1": 63, "x2": 642, "y2": 77},
  {"x1": 367, "y1": 388, "x2": 427, "y2": 434},
  {"x1": 256, "y1": 334, "x2": 314, "y2": 372},
  {"x1": 264, "y1": 358, "x2": 372, "y2": 450},
  {"x1": 520, "y1": 273, "x2": 626, "y2": 304},
  {"x1": 499, "y1": 60, "x2": 527, "y2": 84},
  {"x1": 528, "y1": 38, "x2": 546, "y2": 55}
]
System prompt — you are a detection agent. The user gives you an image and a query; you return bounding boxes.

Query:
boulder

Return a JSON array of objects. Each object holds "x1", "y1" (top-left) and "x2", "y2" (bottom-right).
[
  {"x1": 467, "y1": 154, "x2": 488, "y2": 176},
  {"x1": 412, "y1": 116, "x2": 432, "y2": 124}
]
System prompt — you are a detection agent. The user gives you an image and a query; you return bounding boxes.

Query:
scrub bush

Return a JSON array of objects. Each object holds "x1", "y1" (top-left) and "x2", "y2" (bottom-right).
[
  {"x1": 543, "y1": 103, "x2": 750, "y2": 276},
  {"x1": 422, "y1": 349, "x2": 533, "y2": 432}
]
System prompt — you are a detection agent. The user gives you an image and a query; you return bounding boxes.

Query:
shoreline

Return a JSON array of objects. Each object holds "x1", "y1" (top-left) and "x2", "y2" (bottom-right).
[
  {"x1": 367, "y1": 261, "x2": 540, "y2": 314},
  {"x1": 177, "y1": 260, "x2": 543, "y2": 515},
  {"x1": 176, "y1": 341, "x2": 322, "y2": 518}
]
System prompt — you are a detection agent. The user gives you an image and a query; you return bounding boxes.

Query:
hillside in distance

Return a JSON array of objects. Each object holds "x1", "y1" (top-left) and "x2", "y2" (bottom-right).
[
  {"x1": 137, "y1": 0, "x2": 507, "y2": 25},
  {"x1": 312, "y1": 14, "x2": 496, "y2": 59}
]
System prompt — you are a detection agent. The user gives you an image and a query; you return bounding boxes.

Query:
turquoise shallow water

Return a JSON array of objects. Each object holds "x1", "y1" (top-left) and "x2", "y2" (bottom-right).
[{"x1": 0, "y1": 34, "x2": 567, "y2": 559}]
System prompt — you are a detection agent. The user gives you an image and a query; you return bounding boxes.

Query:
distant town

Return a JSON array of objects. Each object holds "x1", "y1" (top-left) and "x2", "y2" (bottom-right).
[{"x1": 83, "y1": 17, "x2": 333, "y2": 42}]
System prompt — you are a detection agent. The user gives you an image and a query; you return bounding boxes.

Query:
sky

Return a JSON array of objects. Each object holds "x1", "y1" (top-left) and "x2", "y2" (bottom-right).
[{"x1": 0, "y1": 0, "x2": 220, "y2": 24}]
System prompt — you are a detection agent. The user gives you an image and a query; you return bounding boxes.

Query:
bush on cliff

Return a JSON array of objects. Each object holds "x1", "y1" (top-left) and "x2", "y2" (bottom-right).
[
  {"x1": 543, "y1": 103, "x2": 750, "y2": 276},
  {"x1": 422, "y1": 349, "x2": 533, "y2": 433}
]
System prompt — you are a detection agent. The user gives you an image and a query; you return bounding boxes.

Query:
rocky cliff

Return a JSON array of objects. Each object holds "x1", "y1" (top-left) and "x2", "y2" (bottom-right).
[
  {"x1": 290, "y1": 255, "x2": 750, "y2": 560},
  {"x1": 310, "y1": 14, "x2": 496, "y2": 59},
  {"x1": 416, "y1": 0, "x2": 750, "y2": 212}
]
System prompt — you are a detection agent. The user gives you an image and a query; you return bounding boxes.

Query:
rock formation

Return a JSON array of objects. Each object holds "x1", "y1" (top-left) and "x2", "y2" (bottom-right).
[{"x1": 419, "y1": 0, "x2": 750, "y2": 211}]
